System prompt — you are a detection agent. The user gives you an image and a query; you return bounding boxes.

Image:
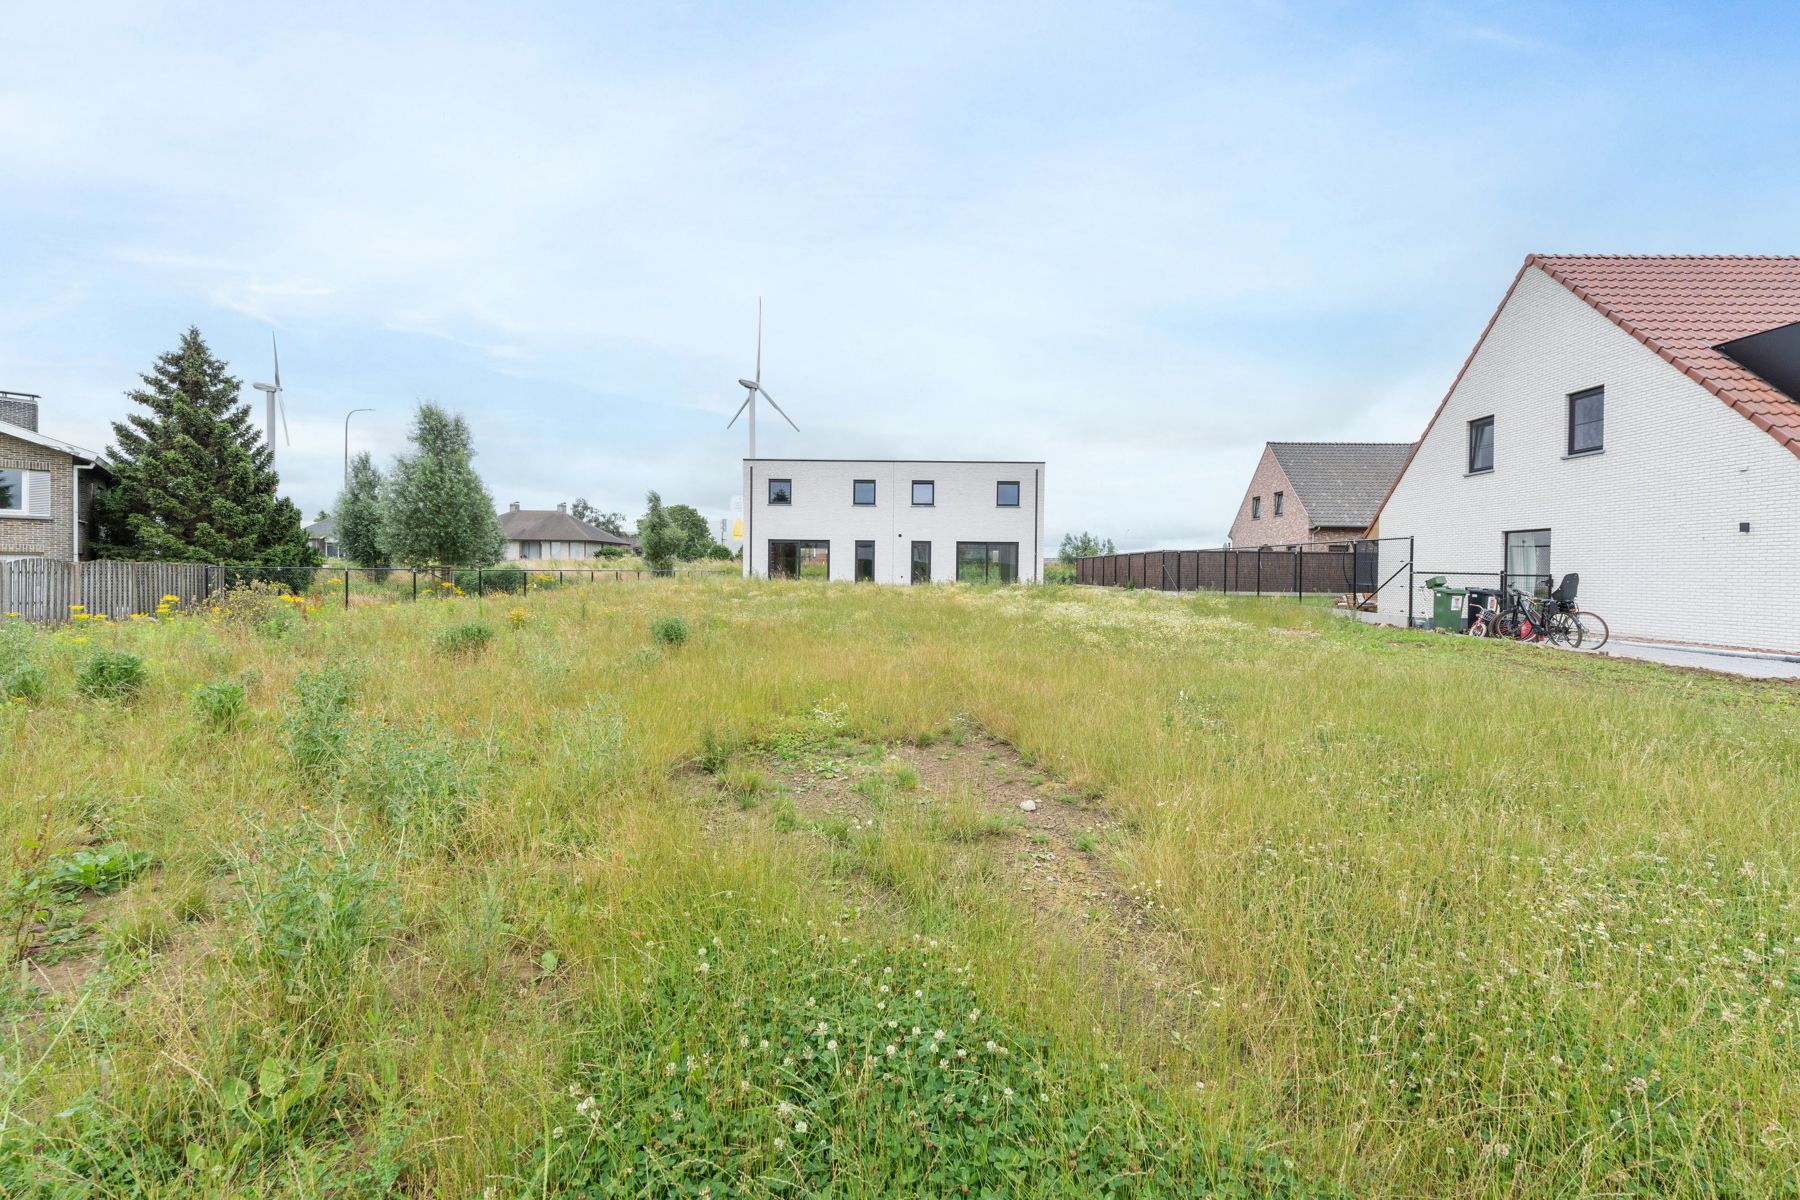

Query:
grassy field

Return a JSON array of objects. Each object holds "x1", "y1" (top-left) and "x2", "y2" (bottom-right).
[{"x1": 2, "y1": 578, "x2": 1798, "y2": 1197}]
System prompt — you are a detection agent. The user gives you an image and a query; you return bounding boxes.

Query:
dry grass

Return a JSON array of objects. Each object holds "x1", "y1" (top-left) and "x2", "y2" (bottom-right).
[{"x1": 2, "y1": 577, "x2": 1797, "y2": 1197}]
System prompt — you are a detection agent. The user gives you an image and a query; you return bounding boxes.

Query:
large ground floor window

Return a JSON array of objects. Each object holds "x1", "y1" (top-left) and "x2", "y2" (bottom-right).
[
  {"x1": 1503, "y1": 529, "x2": 1551, "y2": 596},
  {"x1": 769, "y1": 539, "x2": 830, "y2": 579},
  {"x1": 911, "y1": 541, "x2": 931, "y2": 584},
  {"x1": 855, "y1": 541, "x2": 875, "y2": 582},
  {"x1": 955, "y1": 542, "x2": 1019, "y2": 584}
]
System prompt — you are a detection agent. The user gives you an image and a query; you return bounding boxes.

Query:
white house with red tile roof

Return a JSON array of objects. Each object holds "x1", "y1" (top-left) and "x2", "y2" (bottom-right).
[{"x1": 1372, "y1": 254, "x2": 1800, "y2": 653}]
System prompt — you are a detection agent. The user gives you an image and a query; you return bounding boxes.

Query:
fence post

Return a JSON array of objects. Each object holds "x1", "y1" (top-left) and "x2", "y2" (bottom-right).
[
  {"x1": 1407, "y1": 537, "x2": 1415, "y2": 629},
  {"x1": 343, "y1": 568, "x2": 350, "y2": 609},
  {"x1": 411, "y1": 569, "x2": 418, "y2": 601}
]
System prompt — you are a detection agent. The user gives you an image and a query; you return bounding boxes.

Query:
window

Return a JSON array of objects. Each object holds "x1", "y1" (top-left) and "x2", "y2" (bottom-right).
[
  {"x1": 1250, "y1": 496, "x2": 1261, "y2": 519},
  {"x1": 518, "y1": 540, "x2": 541, "y2": 559},
  {"x1": 956, "y1": 542, "x2": 1019, "y2": 584},
  {"x1": 911, "y1": 540, "x2": 932, "y2": 584},
  {"x1": 1568, "y1": 387, "x2": 1604, "y2": 455},
  {"x1": 911, "y1": 480, "x2": 934, "y2": 506},
  {"x1": 767, "y1": 478, "x2": 793, "y2": 505},
  {"x1": 1468, "y1": 416, "x2": 1495, "y2": 473},
  {"x1": 996, "y1": 480, "x2": 1020, "y2": 507},
  {"x1": 768, "y1": 540, "x2": 829, "y2": 579},
  {"x1": 853, "y1": 479, "x2": 876, "y2": 506},
  {"x1": 0, "y1": 469, "x2": 21, "y2": 513},
  {"x1": 855, "y1": 540, "x2": 875, "y2": 582},
  {"x1": 1504, "y1": 529, "x2": 1551, "y2": 597},
  {"x1": 1273, "y1": 491, "x2": 1284, "y2": 517}
]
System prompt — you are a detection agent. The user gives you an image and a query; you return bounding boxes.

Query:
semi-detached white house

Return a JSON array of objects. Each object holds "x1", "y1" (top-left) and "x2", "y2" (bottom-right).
[
  {"x1": 741, "y1": 459, "x2": 1045, "y2": 584},
  {"x1": 1373, "y1": 255, "x2": 1800, "y2": 653}
]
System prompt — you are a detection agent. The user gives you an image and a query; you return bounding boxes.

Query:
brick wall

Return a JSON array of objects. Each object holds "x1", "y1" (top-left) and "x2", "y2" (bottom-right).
[
  {"x1": 1376, "y1": 265, "x2": 1800, "y2": 653},
  {"x1": 0, "y1": 431, "x2": 78, "y2": 560},
  {"x1": 1227, "y1": 446, "x2": 1316, "y2": 547}
]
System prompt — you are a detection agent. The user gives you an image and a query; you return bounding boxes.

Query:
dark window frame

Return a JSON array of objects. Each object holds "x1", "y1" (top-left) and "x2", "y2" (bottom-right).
[
  {"x1": 996, "y1": 480, "x2": 1020, "y2": 507},
  {"x1": 911, "y1": 480, "x2": 935, "y2": 507},
  {"x1": 1567, "y1": 387, "x2": 1604, "y2": 456},
  {"x1": 1502, "y1": 528, "x2": 1552, "y2": 598},
  {"x1": 852, "y1": 479, "x2": 876, "y2": 506},
  {"x1": 767, "y1": 477, "x2": 793, "y2": 505},
  {"x1": 767, "y1": 538, "x2": 830, "y2": 580},
  {"x1": 1250, "y1": 496, "x2": 1261, "y2": 519},
  {"x1": 910, "y1": 540, "x2": 932, "y2": 584},
  {"x1": 854, "y1": 540, "x2": 875, "y2": 582},
  {"x1": 1468, "y1": 416, "x2": 1495, "y2": 473},
  {"x1": 955, "y1": 541, "x2": 1020, "y2": 585},
  {"x1": 1273, "y1": 491, "x2": 1284, "y2": 517}
]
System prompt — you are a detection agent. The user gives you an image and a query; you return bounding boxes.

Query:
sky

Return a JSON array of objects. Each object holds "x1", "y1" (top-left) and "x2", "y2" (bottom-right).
[{"x1": 5, "y1": 1, "x2": 1799, "y2": 550}]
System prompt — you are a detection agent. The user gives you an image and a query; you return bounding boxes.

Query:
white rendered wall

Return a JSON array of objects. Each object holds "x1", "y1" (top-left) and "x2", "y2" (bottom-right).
[
  {"x1": 1376, "y1": 266, "x2": 1800, "y2": 652},
  {"x1": 741, "y1": 460, "x2": 1046, "y2": 584}
]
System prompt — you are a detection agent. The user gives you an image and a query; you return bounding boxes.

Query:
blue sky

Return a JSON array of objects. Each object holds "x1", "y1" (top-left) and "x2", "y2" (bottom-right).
[{"x1": 5, "y1": 1, "x2": 1798, "y2": 548}]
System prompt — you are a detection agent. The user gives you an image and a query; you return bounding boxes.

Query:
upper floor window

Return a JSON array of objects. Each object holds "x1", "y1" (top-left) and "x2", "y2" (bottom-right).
[
  {"x1": 911, "y1": 480, "x2": 935, "y2": 506},
  {"x1": 1568, "y1": 387, "x2": 1604, "y2": 455},
  {"x1": 1250, "y1": 496, "x2": 1261, "y2": 519},
  {"x1": 996, "y1": 480, "x2": 1020, "y2": 507},
  {"x1": 0, "y1": 468, "x2": 22, "y2": 513},
  {"x1": 1273, "y1": 491, "x2": 1285, "y2": 517},
  {"x1": 1468, "y1": 416, "x2": 1495, "y2": 473},
  {"x1": 768, "y1": 477, "x2": 792, "y2": 505},
  {"x1": 853, "y1": 479, "x2": 876, "y2": 506}
]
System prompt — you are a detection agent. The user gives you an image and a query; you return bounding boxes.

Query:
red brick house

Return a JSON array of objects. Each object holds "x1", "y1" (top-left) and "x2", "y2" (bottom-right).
[{"x1": 1227, "y1": 441, "x2": 1413, "y2": 549}]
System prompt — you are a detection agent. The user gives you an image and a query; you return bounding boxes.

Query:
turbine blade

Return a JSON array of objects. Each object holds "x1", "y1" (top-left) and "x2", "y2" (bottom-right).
[
  {"x1": 725, "y1": 388, "x2": 753, "y2": 429},
  {"x1": 278, "y1": 391, "x2": 291, "y2": 445},
  {"x1": 755, "y1": 296, "x2": 762, "y2": 384},
  {"x1": 759, "y1": 386, "x2": 799, "y2": 432},
  {"x1": 272, "y1": 333, "x2": 281, "y2": 387}
]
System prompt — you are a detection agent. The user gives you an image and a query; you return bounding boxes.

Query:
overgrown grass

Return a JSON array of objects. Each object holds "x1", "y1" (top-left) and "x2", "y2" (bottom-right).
[{"x1": 1, "y1": 579, "x2": 1797, "y2": 1197}]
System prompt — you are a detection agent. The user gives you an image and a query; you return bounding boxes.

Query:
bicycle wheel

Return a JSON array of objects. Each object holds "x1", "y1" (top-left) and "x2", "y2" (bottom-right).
[
  {"x1": 1467, "y1": 616, "x2": 1488, "y2": 638},
  {"x1": 1546, "y1": 611, "x2": 1580, "y2": 649},
  {"x1": 1575, "y1": 611, "x2": 1609, "y2": 650}
]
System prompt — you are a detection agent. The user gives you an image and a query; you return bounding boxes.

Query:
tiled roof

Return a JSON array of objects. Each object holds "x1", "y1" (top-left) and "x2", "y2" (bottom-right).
[
  {"x1": 1529, "y1": 254, "x2": 1800, "y2": 453},
  {"x1": 1265, "y1": 442, "x2": 1414, "y2": 529},
  {"x1": 305, "y1": 517, "x2": 336, "y2": 538},
  {"x1": 498, "y1": 508, "x2": 634, "y2": 546}
]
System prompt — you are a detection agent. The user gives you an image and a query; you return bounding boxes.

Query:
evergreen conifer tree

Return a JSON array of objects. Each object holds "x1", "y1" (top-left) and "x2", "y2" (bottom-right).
[
  {"x1": 381, "y1": 404, "x2": 504, "y2": 566},
  {"x1": 91, "y1": 327, "x2": 314, "y2": 567}
]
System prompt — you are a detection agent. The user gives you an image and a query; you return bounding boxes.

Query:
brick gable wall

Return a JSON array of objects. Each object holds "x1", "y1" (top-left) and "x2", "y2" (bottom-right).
[{"x1": 0, "y1": 431, "x2": 81, "y2": 560}]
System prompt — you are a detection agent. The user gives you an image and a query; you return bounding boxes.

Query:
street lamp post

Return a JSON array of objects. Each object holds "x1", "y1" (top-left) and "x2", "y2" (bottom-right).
[{"x1": 343, "y1": 408, "x2": 374, "y2": 489}]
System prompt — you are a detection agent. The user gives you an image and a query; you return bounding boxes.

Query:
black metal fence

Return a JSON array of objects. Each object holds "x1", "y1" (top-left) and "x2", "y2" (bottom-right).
[{"x1": 7, "y1": 561, "x2": 722, "y2": 624}]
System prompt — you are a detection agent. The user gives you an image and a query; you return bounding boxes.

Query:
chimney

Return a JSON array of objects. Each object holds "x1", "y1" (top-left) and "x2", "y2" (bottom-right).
[
  {"x1": 556, "y1": 502, "x2": 567, "y2": 514},
  {"x1": 509, "y1": 501, "x2": 521, "y2": 513},
  {"x1": 0, "y1": 391, "x2": 40, "y2": 432}
]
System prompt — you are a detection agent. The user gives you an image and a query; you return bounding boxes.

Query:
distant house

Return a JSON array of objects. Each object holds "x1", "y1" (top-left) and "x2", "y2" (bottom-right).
[
  {"x1": 0, "y1": 392, "x2": 109, "y2": 563},
  {"x1": 304, "y1": 516, "x2": 339, "y2": 558},
  {"x1": 499, "y1": 501, "x2": 636, "y2": 561},
  {"x1": 1227, "y1": 442, "x2": 1413, "y2": 549},
  {"x1": 1371, "y1": 254, "x2": 1800, "y2": 653}
]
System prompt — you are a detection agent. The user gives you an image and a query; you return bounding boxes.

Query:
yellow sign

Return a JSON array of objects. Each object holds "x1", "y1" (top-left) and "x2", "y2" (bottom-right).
[{"x1": 731, "y1": 519, "x2": 744, "y2": 541}]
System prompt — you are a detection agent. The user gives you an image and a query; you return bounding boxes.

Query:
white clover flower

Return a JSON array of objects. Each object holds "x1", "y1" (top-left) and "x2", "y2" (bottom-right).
[
  {"x1": 826, "y1": 1039, "x2": 838, "y2": 1051},
  {"x1": 886, "y1": 1044, "x2": 897, "y2": 1056},
  {"x1": 774, "y1": 1137, "x2": 784, "y2": 1151},
  {"x1": 551, "y1": 1126, "x2": 565, "y2": 1139},
  {"x1": 795, "y1": 1121, "x2": 808, "y2": 1134}
]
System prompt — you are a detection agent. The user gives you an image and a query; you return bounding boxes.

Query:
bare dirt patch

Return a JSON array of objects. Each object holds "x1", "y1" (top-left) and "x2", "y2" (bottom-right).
[{"x1": 690, "y1": 720, "x2": 1200, "y2": 1031}]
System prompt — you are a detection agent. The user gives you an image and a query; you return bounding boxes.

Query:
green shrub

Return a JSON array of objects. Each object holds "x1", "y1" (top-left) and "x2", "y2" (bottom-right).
[
  {"x1": 0, "y1": 662, "x2": 47, "y2": 704},
  {"x1": 211, "y1": 580, "x2": 304, "y2": 637},
  {"x1": 283, "y1": 665, "x2": 359, "y2": 774},
  {"x1": 649, "y1": 615, "x2": 690, "y2": 647},
  {"x1": 434, "y1": 620, "x2": 494, "y2": 657},
  {"x1": 76, "y1": 650, "x2": 147, "y2": 701},
  {"x1": 455, "y1": 565, "x2": 524, "y2": 594},
  {"x1": 192, "y1": 678, "x2": 247, "y2": 729}
]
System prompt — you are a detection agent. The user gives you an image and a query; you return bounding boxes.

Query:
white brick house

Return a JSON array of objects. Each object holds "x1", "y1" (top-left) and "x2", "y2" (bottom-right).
[
  {"x1": 741, "y1": 459, "x2": 1045, "y2": 583},
  {"x1": 1373, "y1": 255, "x2": 1800, "y2": 653}
]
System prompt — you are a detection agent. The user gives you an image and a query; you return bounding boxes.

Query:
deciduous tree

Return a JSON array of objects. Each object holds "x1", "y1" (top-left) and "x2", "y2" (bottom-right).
[{"x1": 380, "y1": 404, "x2": 504, "y2": 566}]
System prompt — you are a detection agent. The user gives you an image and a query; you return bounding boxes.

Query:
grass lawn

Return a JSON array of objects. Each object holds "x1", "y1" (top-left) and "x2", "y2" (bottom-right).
[{"x1": 2, "y1": 578, "x2": 1797, "y2": 1197}]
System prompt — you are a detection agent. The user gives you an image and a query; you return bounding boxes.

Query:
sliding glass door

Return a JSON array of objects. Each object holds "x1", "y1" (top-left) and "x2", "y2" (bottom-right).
[
  {"x1": 955, "y1": 542, "x2": 1019, "y2": 584},
  {"x1": 768, "y1": 540, "x2": 830, "y2": 579}
]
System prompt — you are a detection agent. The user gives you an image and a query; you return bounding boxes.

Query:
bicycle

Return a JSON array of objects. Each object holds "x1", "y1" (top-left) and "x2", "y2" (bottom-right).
[
  {"x1": 1547, "y1": 573, "x2": 1609, "y2": 651},
  {"x1": 1496, "y1": 586, "x2": 1580, "y2": 647}
]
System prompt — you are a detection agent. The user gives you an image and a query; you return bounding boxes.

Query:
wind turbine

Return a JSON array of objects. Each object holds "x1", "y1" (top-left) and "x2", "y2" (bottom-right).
[
  {"x1": 726, "y1": 298, "x2": 797, "y2": 458},
  {"x1": 252, "y1": 334, "x2": 289, "y2": 469}
]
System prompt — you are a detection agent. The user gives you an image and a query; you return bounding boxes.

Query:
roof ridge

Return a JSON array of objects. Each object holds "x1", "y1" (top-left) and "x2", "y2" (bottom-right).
[
  {"x1": 1267, "y1": 440, "x2": 1414, "y2": 447},
  {"x1": 1529, "y1": 253, "x2": 1800, "y2": 262}
]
